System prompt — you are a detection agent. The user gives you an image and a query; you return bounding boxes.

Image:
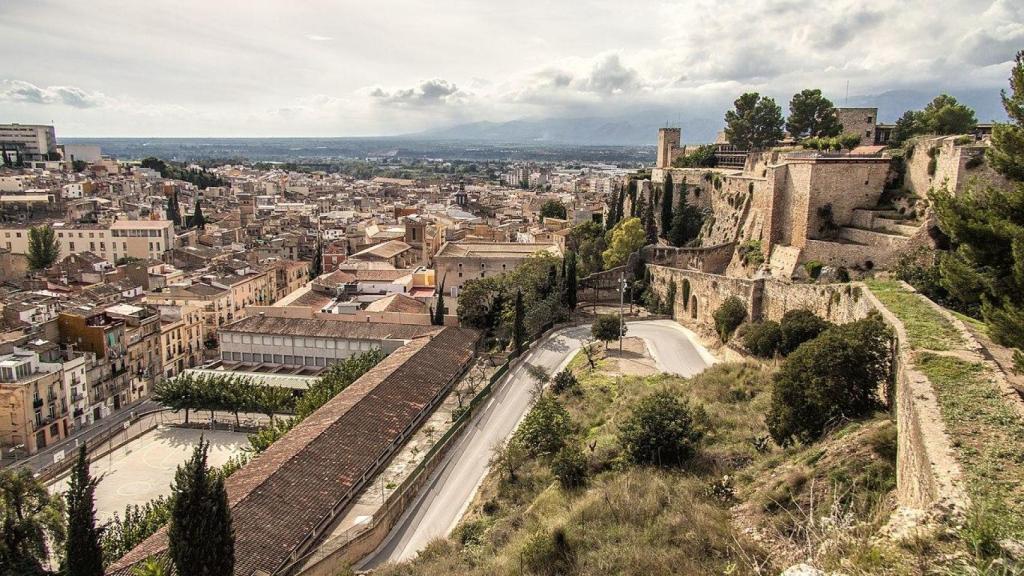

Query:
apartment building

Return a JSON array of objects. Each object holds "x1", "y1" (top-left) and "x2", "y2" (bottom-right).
[
  {"x1": 433, "y1": 241, "x2": 562, "y2": 298},
  {"x1": 0, "y1": 220, "x2": 175, "y2": 262},
  {"x1": 0, "y1": 347, "x2": 70, "y2": 455},
  {"x1": 105, "y1": 304, "x2": 162, "y2": 401},
  {"x1": 57, "y1": 308, "x2": 130, "y2": 420},
  {"x1": 157, "y1": 304, "x2": 205, "y2": 380},
  {"x1": 0, "y1": 123, "x2": 58, "y2": 161}
]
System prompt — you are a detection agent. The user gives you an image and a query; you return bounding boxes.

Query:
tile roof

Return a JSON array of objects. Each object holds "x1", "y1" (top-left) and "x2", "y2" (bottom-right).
[
  {"x1": 363, "y1": 293, "x2": 426, "y2": 314},
  {"x1": 434, "y1": 241, "x2": 560, "y2": 259},
  {"x1": 221, "y1": 314, "x2": 438, "y2": 341},
  {"x1": 107, "y1": 326, "x2": 479, "y2": 576}
]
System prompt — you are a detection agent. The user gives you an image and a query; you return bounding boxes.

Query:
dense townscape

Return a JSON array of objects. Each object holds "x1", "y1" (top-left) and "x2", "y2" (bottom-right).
[{"x1": 3, "y1": 5, "x2": 1024, "y2": 576}]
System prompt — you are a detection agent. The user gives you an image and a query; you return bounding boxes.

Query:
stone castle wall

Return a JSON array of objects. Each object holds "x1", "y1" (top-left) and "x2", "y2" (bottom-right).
[{"x1": 905, "y1": 135, "x2": 1010, "y2": 198}]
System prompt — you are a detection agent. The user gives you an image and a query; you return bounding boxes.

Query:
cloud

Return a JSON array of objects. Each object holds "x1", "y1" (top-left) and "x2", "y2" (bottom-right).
[
  {"x1": 369, "y1": 79, "x2": 467, "y2": 107},
  {"x1": 305, "y1": 34, "x2": 333, "y2": 41},
  {"x1": 582, "y1": 54, "x2": 643, "y2": 95},
  {"x1": 0, "y1": 79, "x2": 105, "y2": 108}
]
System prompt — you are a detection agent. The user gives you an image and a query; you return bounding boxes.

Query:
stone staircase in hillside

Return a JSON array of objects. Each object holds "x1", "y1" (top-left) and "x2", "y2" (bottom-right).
[{"x1": 838, "y1": 208, "x2": 922, "y2": 247}]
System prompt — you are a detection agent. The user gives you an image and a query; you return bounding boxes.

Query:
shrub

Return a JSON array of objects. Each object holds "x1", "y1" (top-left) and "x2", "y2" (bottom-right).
[
  {"x1": 712, "y1": 297, "x2": 747, "y2": 342},
  {"x1": 551, "y1": 369, "x2": 580, "y2": 395},
  {"x1": 592, "y1": 313, "x2": 624, "y2": 343},
  {"x1": 515, "y1": 395, "x2": 573, "y2": 457},
  {"x1": 737, "y1": 240, "x2": 764, "y2": 267},
  {"x1": 778, "y1": 309, "x2": 830, "y2": 356},
  {"x1": 804, "y1": 260, "x2": 824, "y2": 279},
  {"x1": 964, "y1": 154, "x2": 984, "y2": 169},
  {"x1": 766, "y1": 314, "x2": 893, "y2": 445},
  {"x1": 620, "y1": 390, "x2": 703, "y2": 466},
  {"x1": 741, "y1": 320, "x2": 782, "y2": 358},
  {"x1": 520, "y1": 528, "x2": 575, "y2": 576},
  {"x1": 550, "y1": 445, "x2": 588, "y2": 489}
]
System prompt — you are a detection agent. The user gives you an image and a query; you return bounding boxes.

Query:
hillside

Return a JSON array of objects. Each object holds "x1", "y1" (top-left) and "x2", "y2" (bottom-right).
[{"x1": 367, "y1": 347, "x2": 926, "y2": 576}]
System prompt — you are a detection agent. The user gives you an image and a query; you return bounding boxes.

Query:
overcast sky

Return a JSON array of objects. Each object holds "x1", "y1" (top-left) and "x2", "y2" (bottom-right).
[{"x1": 1, "y1": 0, "x2": 1022, "y2": 137}]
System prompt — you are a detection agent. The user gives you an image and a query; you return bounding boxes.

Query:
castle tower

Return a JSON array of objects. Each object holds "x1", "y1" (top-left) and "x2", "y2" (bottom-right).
[{"x1": 657, "y1": 127, "x2": 681, "y2": 168}]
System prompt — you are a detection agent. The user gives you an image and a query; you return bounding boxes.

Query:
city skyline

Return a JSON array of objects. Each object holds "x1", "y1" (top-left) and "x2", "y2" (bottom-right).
[{"x1": 2, "y1": 0, "x2": 1022, "y2": 137}]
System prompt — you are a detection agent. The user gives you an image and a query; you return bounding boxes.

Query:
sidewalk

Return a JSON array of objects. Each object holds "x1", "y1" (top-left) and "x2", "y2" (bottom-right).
[{"x1": 3, "y1": 397, "x2": 159, "y2": 475}]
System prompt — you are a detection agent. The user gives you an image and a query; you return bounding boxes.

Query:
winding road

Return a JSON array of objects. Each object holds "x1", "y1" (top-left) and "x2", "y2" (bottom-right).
[{"x1": 358, "y1": 319, "x2": 714, "y2": 569}]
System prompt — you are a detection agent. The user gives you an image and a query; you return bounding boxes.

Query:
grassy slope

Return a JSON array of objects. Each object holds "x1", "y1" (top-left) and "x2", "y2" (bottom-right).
[
  {"x1": 864, "y1": 279, "x2": 963, "y2": 350},
  {"x1": 374, "y1": 357, "x2": 904, "y2": 576}
]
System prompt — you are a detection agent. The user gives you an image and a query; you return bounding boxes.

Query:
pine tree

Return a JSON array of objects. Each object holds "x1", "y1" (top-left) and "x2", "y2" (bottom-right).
[
  {"x1": 64, "y1": 445, "x2": 104, "y2": 576},
  {"x1": 433, "y1": 279, "x2": 446, "y2": 326},
  {"x1": 513, "y1": 289, "x2": 525, "y2": 356},
  {"x1": 988, "y1": 50, "x2": 1024, "y2": 181},
  {"x1": 193, "y1": 198, "x2": 206, "y2": 230},
  {"x1": 935, "y1": 51, "x2": 1024, "y2": 350},
  {"x1": 27, "y1": 224, "x2": 60, "y2": 270},
  {"x1": 561, "y1": 251, "x2": 578, "y2": 310},
  {"x1": 168, "y1": 438, "x2": 234, "y2": 576},
  {"x1": 660, "y1": 172, "x2": 674, "y2": 237}
]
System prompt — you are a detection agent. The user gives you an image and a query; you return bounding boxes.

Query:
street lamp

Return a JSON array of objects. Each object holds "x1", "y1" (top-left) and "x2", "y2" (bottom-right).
[{"x1": 618, "y1": 273, "x2": 629, "y2": 355}]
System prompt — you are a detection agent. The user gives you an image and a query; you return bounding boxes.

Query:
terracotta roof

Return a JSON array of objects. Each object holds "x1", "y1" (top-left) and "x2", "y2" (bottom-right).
[
  {"x1": 363, "y1": 293, "x2": 426, "y2": 314},
  {"x1": 106, "y1": 327, "x2": 479, "y2": 576},
  {"x1": 434, "y1": 241, "x2": 560, "y2": 259},
  {"x1": 350, "y1": 239, "x2": 411, "y2": 260},
  {"x1": 221, "y1": 314, "x2": 438, "y2": 341}
]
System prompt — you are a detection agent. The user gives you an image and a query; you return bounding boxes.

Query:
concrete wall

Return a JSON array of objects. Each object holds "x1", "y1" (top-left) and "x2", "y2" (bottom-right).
[{"x1": 905, "y1": 135, "x2": 1011, "y2": 198}]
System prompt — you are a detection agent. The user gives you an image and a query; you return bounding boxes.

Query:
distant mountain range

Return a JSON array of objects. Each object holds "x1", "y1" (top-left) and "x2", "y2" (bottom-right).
[{"x1": 409, "y1": 88, "x2": 1010, "y2": 146}]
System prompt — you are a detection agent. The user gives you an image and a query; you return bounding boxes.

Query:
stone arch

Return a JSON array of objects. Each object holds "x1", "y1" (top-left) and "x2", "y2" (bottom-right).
[
  {"x1": 682, "y1": 279, "x2": 691, "y2": 312},
  {"x1": 690, "y1": 295, "x2": 698, "y2": 319}
]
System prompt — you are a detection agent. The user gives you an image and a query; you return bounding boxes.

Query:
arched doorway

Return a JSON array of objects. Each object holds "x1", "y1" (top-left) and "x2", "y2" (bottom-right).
[{"x1": 690, "y1": 295, "x2": 698, "y2": 319}]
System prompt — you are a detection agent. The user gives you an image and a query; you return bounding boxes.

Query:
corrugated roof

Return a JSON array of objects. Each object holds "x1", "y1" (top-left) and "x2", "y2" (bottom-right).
[{"x1": 221, "y1": 314, "x2": 438, "y2": 341}]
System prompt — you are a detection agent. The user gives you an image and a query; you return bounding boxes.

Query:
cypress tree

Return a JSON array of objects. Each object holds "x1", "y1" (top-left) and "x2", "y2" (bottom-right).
[
  {"x1": 615, "y1": 184, "x2": 626, "y2": 225},
  {"x1": 310, "y1": 236, "x2": 323, "y2": 278},
  {"x1": 627, "y1": 179, "x2": 638, "y2": 217},
  {"x1": 561, "y1": 251, "x2": 578, "y2": 310},
  {"x1": 65, "y1": 444, "x2": 104, "y2": 576},
  {"x1": 168, "y1": 438, "x2": 234, "y2": 576},
  {"x1": 433, "y1": 280, "x2": 446, "y2": 326},
  {"x1": 643, "y1": 191, "x2": 658, "y2": 245},
  {"x1": 193, "y1": 198, "x2": 206, "y2": 230},
  {"x1": 166, "y1": 192, "x2": 182, "y2": 227},
  {"x1": 660, "y1": 172, "x2": 674, "y2": 237},
  {"x1": 546, "y1": 264, "x2": 558, "y2": 295},
  {"x1": 513, "y1": 289, "x2": 525, "y2": 356}
]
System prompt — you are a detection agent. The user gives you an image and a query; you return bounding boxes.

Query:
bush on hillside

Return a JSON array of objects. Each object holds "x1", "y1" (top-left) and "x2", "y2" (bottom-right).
[
  {"x1": 620, "y1": 390, "x2": 703, "y2": 466},
  {"x1": 592, "y1": 313, "x2": 624, "y2": 343},
  {"x1": 551, "y1": 369, "x2": 580, "y2": 395},
  {"x1": 766, "y1": 314, "x2": 893, "y2": 445},
  {"x1": 551, "y1": 445, "x2": 588, "y2": 489},
  {"x1": 713, "y1": 297, "x2": 747, "y2": 342},
  {"x1": 778, "y1": 309, "x2": 831, "y2": 356},
  {"x1": 515, "y1": 395, "x2": 573, "y2": 457},
  {"x1": 740, "y1": 320, "x2": 782, "y2": 358}
]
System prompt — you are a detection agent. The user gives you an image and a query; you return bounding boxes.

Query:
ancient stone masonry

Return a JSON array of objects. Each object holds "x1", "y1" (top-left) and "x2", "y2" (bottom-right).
[{"x1": 904, "y1": 135, "x2": 1010, "y2": 198}]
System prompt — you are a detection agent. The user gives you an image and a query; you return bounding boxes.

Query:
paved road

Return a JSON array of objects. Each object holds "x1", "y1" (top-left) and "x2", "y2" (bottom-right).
[
  {"x1": 358, "y1": 320, "x2": 713, "y2": 569},
  {"x1": 3, "y1": 398, "x2": 160, "y2": 474}
]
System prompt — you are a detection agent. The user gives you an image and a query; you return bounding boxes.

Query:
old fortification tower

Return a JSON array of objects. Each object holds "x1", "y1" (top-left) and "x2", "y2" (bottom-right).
[{"x1": 656, "y1": 127, "x2": 681, "y2": 168}]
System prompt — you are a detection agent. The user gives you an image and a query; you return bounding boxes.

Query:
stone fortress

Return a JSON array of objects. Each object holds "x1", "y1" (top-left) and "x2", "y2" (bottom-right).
[{"x1": 648, "y1": 109, "x2": 1008, "y2": 282}]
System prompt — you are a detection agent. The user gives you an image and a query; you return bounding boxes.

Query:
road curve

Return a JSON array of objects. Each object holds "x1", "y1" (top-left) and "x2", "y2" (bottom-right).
[{"x1": 357, "y1": 320, "x2": 713, "y2": 569}]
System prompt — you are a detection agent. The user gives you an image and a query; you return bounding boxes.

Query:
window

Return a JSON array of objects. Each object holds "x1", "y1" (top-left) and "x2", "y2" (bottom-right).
[
  {"x1": 866, "y1": 116, "x2": 872, "y2": 123},
  {"x1": 865, "y1": 130, "x2": 871, "y2": 138},
  {"x1": 273, "y1": 354, "x2": 283, "y2": 363},
  {"x1": 69, "y1": 242, "x2": 74, "y2": 251},
  {"x1": 315, "y1": 356, "x2": 326, "y2": 367},
  {"x1": 284, "y1": 355, "x2": 294, "y2": 365}
]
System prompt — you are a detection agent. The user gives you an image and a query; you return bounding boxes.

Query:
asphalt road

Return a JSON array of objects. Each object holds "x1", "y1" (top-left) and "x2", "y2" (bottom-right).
[{"x1": 358, "y1": 319, "x2": 713, "y2": 569}]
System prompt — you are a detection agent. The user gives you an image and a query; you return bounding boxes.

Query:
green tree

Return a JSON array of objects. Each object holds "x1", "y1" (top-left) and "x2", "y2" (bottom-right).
[
  {"x1": 101, "y1": 497, "x2": 171, "y2": 566},
  {"x1": 602, "y1": 217, "x2": 645, "y2": 269},
  {"x1": 890, "y1": 109, "x2": 923, "y2": 147},
  {"x1": 741, "y1": 320, "x2": 782, "y2": 358},
  {"x1": 515, "y1": 395, "x2": 572, "y2": 457},
  {"x1": 165, "y1": 191, "x2": 181, "y2": 227},
  {"x1": 988, "y1": 50, "x2": 1024, "y2": 181},
  {"x1": 591, "y1": 313, "x2": 624, "y2": 343},
  {"x1": 512, "y1": 289, "x2": 525, "y2": 356},
  {"x1": 712, "y1": 297, "x2": 747, "y2": 342},
  {"x1": 786, "y1": 89, "x2": 842, "y2": 139},
  {"x1": 934, "y1": 55, "x2": 1024, "y2": 350},
  {"x1": 433, "y1": 280, "x2": 446, "y2": 326},
  {"x1": 131, "y1": 557, "x2": 172, "y2": 576},
  {"x1": 660, "y1": 171, "x2": 674, "y2": 237},
  {"x1": 671, "y1": 144, "x2": 717, "y2": 168},
  {"x1": 193, "y1": 198, "x2": 206, "y2": 230},
  {"x1": 153, "y1": 374, "x2": 196, "y2": 424},
  {"x1": 778, "y1": 309, "x2": 831, "y2": 355},
  {"x1": 64, "y1": 445, "x2": 104, "y2": 576},
  {"x1": 921, "y1": 94, "x2": 977, "y2": 135},
  {"x1": 539, "y1": 199, "x2": 567, "y2": 220},
  {"x1": 168, "y1": 439, "x2": 234, "y2": 576},
  {"x1": 620, "y1": 390, "x2": 702, "y2": 466},
  {"x1": 766, "y1": 314, "x2": 893, "y2": 445},
  {"x1": 0, "y1": 468, "x2": 65, "y2": 575},
  {"x1": 668, "y1": 192, "x2": 704, "y2": 248},
  {"x1": 561, "y1": 251, "x2": 578, "y2": 310},
  {"x1": 26, "y1": 224, "x2": 60, "y2": 270},
  {"x1": 643, "y1": 191, "x2": 658, "y2": 245},
  {"x1": 724, "y1": 92, "x2": 785, "y2": 149},
  {"x1": 550, "y1": 445, "x2": 588, "y2": 489},
  {"x1": 310, "y1": 235, "x2": 323, "y2": 278}
]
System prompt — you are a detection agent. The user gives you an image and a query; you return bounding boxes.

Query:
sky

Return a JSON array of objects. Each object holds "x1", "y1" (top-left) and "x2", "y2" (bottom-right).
[{"x1": 1, "y1": 0, "x2": 1022, "y2": 137}]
